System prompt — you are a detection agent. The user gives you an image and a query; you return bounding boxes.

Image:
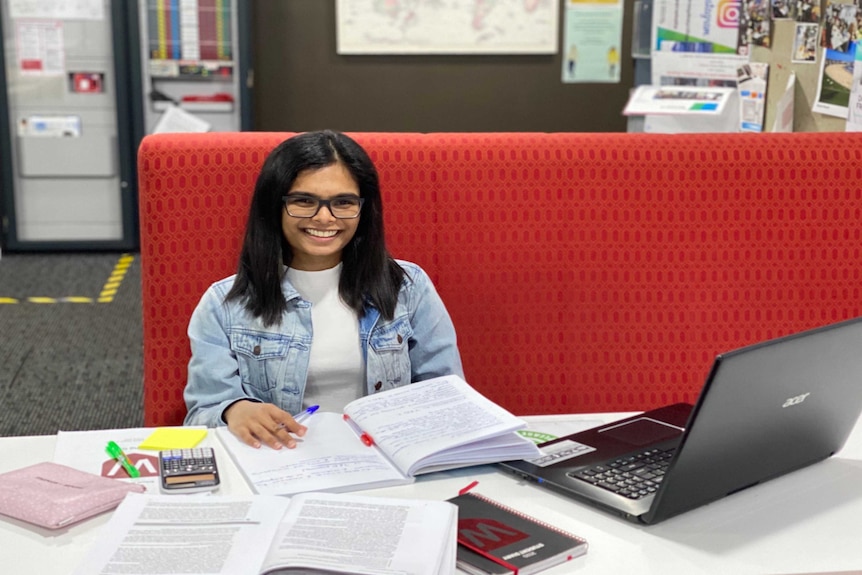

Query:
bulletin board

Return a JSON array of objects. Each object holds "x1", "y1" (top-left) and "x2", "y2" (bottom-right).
[
  {"x1": 755, "y1": 19, "x2": 845, "y2": 132},
  {"x1": 645, "y1": 0, "x2": 851, "y2": 133}
]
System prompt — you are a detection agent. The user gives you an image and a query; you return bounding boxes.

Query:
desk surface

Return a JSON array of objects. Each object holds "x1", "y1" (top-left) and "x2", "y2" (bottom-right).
[{"x1": 2, "y1": 413, "x2": 862, "y2": 575}]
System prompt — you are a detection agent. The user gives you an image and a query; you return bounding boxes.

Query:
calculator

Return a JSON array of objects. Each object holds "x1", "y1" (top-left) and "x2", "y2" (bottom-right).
[{"x1": 158, "y1": 447, "x2": 221, "y2": 494}]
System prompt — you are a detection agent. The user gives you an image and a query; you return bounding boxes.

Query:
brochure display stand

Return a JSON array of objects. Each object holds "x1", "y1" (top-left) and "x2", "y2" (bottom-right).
[{"x1": 623, "y1": 86, "x2": 740, "y2": 133}]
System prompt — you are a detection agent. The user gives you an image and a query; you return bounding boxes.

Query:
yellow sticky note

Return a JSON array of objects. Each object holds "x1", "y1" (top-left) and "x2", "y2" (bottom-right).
[{"x1": 138, "y1": 427, "x2": 208, "y2": 450}]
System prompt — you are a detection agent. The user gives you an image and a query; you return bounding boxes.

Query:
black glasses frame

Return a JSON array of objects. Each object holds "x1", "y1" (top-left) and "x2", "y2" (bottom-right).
[{"x1": 281, "y1": 194, "x2": 365, "y2": 219}]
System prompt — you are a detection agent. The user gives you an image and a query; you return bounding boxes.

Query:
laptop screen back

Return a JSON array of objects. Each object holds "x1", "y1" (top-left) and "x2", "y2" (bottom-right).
[{"x1": 644, "y1": 316, "x2": 862, "y2": 523}]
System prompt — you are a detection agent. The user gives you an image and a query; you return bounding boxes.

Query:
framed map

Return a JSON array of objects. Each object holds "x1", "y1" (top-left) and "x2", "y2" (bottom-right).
[{"x1": 336, "y1": 0, "x2": 559, "y2": 55}]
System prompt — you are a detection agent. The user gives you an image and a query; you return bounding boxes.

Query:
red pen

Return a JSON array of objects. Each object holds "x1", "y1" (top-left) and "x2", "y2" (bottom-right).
[
  {"x1": 344, "y1": 414, "x2": 375, "y2": 447},
  {"x1": 458, "y1": 480, "x2": 479, "y2": 495}
]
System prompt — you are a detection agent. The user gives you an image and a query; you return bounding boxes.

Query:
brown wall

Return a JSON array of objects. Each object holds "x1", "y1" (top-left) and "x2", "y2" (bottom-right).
[{"x1": 251, "y1": 1, "x2": 632, "y2": 133}]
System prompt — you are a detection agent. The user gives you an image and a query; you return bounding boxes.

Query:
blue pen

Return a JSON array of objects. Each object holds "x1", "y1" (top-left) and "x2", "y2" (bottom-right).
[
  {"x1": 293, "y1": 405, "x2": 320, "y2": 424},
  {"x1": 275, "y1": 405, "x2": 319, "y2": 431}
]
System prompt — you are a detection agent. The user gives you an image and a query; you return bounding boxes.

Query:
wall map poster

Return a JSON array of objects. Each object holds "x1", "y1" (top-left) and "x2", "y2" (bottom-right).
[{"x1": 336, "y1": 0, "x2": 559, "y2": 54}]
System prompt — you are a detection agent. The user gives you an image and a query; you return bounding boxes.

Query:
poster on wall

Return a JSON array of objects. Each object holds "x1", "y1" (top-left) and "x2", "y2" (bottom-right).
[
  {"x1": 561, "y1": 0, "x2": 624, "y2": 84},
  {"x1": 9, "y1": 0, "x2": 103, "y2": 20},
  {"x1": 651, "y1": 0, "x2": 743, "y2": 54},
  {"x1": 335, "y1": 0, "x2": 559, "y2": 54},
  {"x1": 15, "y1": 20, "x2": 65, "y2": 77}
]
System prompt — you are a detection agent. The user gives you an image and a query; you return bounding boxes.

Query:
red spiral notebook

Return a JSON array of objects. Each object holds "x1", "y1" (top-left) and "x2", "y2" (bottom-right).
[{"x1": 448, "y1": 490, "x2": 588, "y2": 575}]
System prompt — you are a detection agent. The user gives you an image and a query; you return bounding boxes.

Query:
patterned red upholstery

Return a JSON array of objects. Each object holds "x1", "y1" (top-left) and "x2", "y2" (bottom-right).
[{"x1": 139, "y1": 132, "x2": 862, "y2": 426}]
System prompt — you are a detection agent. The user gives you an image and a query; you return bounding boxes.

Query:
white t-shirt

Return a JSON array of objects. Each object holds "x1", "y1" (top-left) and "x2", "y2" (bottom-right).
[{"x1": 286, "y1": 263, "x2": 364, "y2": 412}]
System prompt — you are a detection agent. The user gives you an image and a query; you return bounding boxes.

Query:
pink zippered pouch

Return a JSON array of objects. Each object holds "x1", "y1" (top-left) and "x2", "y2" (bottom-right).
[{"x1": 0, "y1": 462, "x2": 145, "y2": 529}]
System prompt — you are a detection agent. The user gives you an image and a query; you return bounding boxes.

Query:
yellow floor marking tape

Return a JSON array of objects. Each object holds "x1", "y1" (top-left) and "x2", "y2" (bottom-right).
[
  {"x1": 27, "y1": 297, "x2": 57, "y2": 304},
  {"x1": 97, "y1": 254, "x2": 134, "y2": 303},
  {"x1": 0, "y1": 253, "x2": 134, "y2": 304}
]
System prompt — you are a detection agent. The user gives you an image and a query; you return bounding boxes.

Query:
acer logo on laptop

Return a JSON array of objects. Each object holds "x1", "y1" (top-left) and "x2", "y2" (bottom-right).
[
  {"x1": 782, "y1": 392, "x2": 810, "y2": 408},
  {"x1": 458, "y1": 519, "x2": 529, "y2": 551}
]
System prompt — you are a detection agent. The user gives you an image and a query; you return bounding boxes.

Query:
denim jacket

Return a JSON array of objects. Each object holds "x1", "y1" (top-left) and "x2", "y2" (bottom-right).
[{"x1": 184, "y1": 260, "x2": 464, "y2": 427}]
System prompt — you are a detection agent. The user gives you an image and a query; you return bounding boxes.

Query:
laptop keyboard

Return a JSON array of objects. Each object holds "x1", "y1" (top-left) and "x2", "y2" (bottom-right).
[{"x1": 568, "y1": 447, "x2": 676, "y2": 499}]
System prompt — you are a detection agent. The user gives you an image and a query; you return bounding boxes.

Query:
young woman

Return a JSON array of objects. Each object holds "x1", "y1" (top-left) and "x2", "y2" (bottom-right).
[{"x1": 184, "y1": 130, "x2": 464, "y2": 449}]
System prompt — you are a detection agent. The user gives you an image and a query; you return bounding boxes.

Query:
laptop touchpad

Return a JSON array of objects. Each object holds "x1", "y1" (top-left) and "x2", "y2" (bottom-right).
[{"x1": 599, "y1": 417, "x2": 683, "y2": 447}]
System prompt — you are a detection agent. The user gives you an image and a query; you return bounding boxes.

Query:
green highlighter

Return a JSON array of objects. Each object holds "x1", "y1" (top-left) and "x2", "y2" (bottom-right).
[{"x1": 106, "y1": 440, "x2": 141, "y2": 478}]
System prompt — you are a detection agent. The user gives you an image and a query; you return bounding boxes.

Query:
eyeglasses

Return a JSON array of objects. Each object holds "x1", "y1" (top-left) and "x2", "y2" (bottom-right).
[{"x1": 282, "y1": 193, "x2": 365, "y2": 219}]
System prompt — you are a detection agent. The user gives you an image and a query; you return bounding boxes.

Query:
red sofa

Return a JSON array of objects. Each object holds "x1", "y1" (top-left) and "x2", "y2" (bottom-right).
[{"x1": 138, "y1": 132, "x2": 862, "y2": 427}]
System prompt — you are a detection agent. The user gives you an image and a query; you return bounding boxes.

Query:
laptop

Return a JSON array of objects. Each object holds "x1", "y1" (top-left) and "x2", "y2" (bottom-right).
[{"x1": 499, "y1": 316, "x2": 862, "y2": 525}]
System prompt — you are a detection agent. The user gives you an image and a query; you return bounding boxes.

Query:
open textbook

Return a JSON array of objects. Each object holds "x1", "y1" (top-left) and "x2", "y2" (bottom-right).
[
  {"x1": 217, "y1": 375, "x2": 541, "y2": 495},
  {"x1": 72, "y1": 492, "x2": 457, "y2": 575}
]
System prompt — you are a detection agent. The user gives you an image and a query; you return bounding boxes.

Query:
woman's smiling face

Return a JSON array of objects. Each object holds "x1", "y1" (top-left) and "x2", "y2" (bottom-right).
[{"x1": 281, "y1": 162, "x2": 361, "y2": 271}]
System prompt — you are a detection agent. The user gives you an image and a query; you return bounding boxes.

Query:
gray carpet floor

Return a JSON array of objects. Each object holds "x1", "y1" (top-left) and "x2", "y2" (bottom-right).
[{"x1": 0, "y1": 252, "x2": 144, "y2": 436}]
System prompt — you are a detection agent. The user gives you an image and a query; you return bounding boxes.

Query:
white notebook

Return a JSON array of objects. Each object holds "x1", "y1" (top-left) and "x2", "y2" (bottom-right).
[{"x1": 217, "y1": 375, "x2": 541, "y2": 495}]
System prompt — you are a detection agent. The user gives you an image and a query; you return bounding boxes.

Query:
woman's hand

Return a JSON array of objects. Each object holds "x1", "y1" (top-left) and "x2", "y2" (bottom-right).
[{"x1": 223, "y1": 400, "x2": 307, "y2": 449}]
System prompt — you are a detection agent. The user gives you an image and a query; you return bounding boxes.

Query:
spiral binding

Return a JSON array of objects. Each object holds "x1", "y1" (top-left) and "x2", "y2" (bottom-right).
[{"x1": 455, "y1": 491, "x2": 588, "y2": 574}]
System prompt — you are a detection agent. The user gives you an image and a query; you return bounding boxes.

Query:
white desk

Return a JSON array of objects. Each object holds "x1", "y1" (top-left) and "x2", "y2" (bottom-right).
[{"x1": 2, "y1": 413, "x2": 862, "y2": 575}]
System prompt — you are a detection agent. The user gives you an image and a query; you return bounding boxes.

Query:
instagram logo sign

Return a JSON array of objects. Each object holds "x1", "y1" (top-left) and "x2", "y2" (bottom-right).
[{"x1": 716, "y1": 0, "x2": 740, "y2": 27}]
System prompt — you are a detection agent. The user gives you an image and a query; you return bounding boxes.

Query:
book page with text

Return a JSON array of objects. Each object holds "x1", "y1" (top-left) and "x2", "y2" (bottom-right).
[
  {"x1": 215, "y1": 412, "x2": 411, "y2": 496},
  {"x1": 260, "y1": 492, "x2": 457, "y2": 575},
  {"x1": 71, "y1": 494, "x2": 289, "y2": 575},
  {"x1": 344, "y1": 376, "x2": 539, "y2": 476}
]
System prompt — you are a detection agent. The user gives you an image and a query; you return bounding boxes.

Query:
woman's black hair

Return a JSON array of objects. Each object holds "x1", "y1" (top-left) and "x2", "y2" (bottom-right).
[{"x1": 226, "y1": 130, "x2": 405, "y2": 326}]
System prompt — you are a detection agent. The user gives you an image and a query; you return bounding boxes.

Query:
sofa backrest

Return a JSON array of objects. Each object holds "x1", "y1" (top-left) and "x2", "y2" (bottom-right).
[{"x1": 138, "y1": 132, "x2": 862, "y2": 426}]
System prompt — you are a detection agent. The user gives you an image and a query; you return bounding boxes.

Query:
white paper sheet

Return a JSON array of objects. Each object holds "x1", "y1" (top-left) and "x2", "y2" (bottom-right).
[
  {"x1": 71, "y1": 494, "x2": 289, "y2": 575},
  {"x1": 152, "y1": 104, "x2": 211, "y2": 134},
  {"x1": 54, "y1": 427, "x2": 211, "y2": 494}
]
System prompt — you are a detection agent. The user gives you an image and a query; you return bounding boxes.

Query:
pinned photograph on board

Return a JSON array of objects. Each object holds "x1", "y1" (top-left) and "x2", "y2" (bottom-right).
[
  {"x1": 813, "y1": 40, "x2": 856, "y2": 117},
  {"x1": 821, "y1": 1, "x2": 856, "y2": 53},
  {"x1": 811, "y1": 0, "x2": 861, "y2": 118},
  {"x1": 796, "y1": 0, "x2": 820, "y2": 23},
  {"x1": 813, "y1": 49, "x2": 855, "y2": 117},
  {"x1": 771, "y1": 0, "x2": 795, "y2": 20},
  {"x1": 740, "y1": 0, "x2": 771, "y2": 48},
  {"x1": 775, "y1": 0, "x2": 821, "y2": 22},
  {"x1": 792, "y1": 22, "x2": 819, "y2": 63}
]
